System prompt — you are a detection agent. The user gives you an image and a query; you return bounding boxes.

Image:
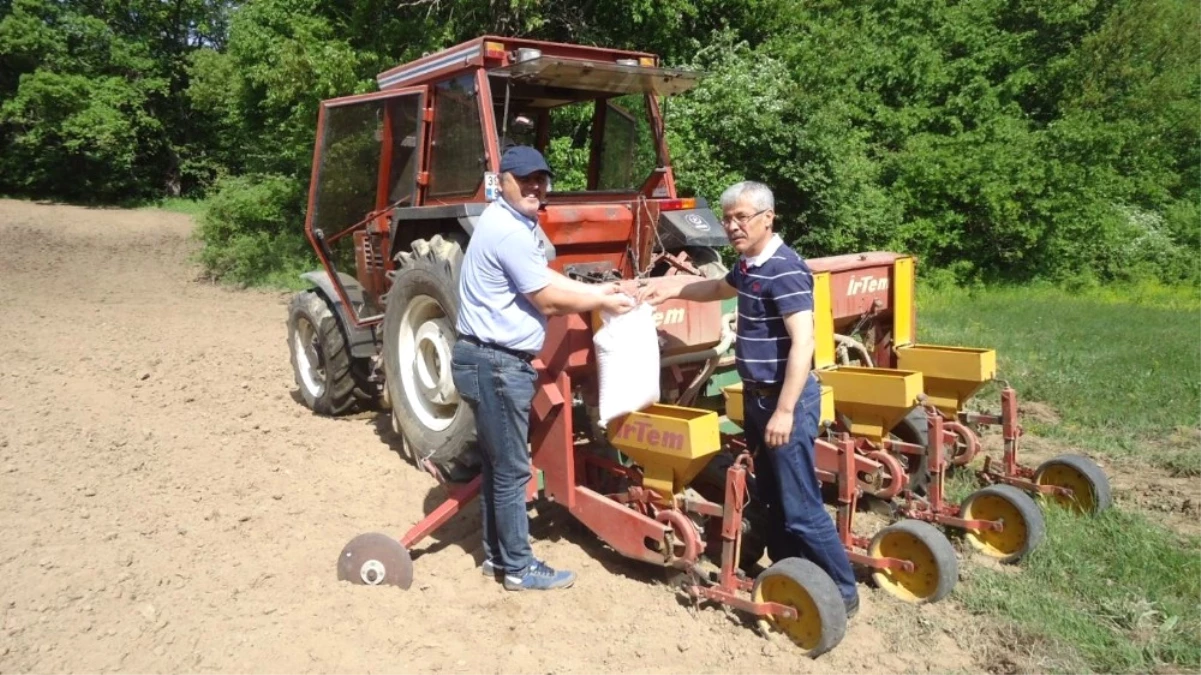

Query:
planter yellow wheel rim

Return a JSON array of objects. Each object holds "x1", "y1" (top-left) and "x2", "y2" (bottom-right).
[
  {"x1": 754, "y1": 575, "x2": 825, "y2": 649},
  {"x1": 960, "y1": 485, "x2": 1045, "y2": 563},
  {"x1": 750, "y1": 557, "x2": 846, "y2": 657},
  {"x1": 1037, "y1": 464, "x2": 1095, "y2": 512},
  {"x1": 868, "y1": 520, "x2": 957, "y2": 603},
  {"x1": 1035, "y1": 454, "x2": 1112, "y2": 515}
]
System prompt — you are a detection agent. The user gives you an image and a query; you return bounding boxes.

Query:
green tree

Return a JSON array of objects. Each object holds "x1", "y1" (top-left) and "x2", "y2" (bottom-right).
[{"x1": 0, "y1": 0, "x2": 234, "y2": 198}]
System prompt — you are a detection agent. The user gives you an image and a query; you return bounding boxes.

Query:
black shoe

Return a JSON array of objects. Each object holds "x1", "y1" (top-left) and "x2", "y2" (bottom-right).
[{"x1": 845, "y1": 594, "x2": 860, "y2": 619}]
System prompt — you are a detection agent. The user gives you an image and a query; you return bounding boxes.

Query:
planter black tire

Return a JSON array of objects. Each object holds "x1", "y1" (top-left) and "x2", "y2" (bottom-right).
[
  {"x1": 960, "y1": 484, "x2": 1046, "y2": 564},
  {"x1": 1034, "y1": 454, "x2": 1112, "y2": 515},
  {"x1": 752, "y1": 557, "x2": 848, "y2": 658}
]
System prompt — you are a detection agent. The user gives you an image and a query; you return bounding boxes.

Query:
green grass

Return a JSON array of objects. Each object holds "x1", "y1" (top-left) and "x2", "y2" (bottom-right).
[
  {"x1": 956, "y1": 505, "x2": 1201, "y2": 674},
  {"x1": 918, "y1": 281, "x2": 1201, "y2": 474},
  {"x1": 138, "y1": 196, "x2": 209, "y2": 217},
  {"x1": 916, "y1": 281, "x2": 1201, "y2": 673}
]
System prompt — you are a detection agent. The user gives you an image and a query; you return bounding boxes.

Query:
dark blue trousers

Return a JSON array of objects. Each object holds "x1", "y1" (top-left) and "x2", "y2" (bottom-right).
[
  {"x1": 743, "y1": 376, "x2": 858, "y2": 604},
  {"x1": 450, "y1": 339, "x2": 537, "y2": 576}
]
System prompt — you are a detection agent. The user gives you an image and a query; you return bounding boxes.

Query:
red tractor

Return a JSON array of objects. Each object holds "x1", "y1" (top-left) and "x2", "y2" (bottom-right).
[{"x1": 286, "y1": 36, "x2": 731, "y2": 478}]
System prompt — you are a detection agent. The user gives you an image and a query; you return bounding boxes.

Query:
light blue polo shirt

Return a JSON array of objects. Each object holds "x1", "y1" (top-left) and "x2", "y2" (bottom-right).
[{"x1": 456, "y1": 198, "x2": 552, "y2": 355}]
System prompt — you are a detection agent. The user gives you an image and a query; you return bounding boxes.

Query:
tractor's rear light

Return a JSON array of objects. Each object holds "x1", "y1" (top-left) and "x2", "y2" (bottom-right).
[
  {"x1": 638, "y1": 56, "x2": 655, "y2": 67},
  {"x1": 658, "y1": 198, "x2": 696, "y2": 211},
  {"x1": 483, "y1": 41, "x2": 506, "y2": 60}
]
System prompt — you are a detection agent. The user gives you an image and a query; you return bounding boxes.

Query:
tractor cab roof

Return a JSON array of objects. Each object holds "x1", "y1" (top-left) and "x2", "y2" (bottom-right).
[
  {"x1": 375, "y1": 36, "x2": 703, "y2": 97},
  {"x1": 489, "y1": 54, "x2": 703, "y2": 98}
]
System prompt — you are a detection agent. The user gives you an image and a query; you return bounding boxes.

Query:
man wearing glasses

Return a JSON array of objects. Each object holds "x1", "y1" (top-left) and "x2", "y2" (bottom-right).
[
  {"x1": 452, "y1": 146, "x2": 635, "y2": 591},
  {"x1": 632, "y1": 180, "x2": 859, "y2": 618}
]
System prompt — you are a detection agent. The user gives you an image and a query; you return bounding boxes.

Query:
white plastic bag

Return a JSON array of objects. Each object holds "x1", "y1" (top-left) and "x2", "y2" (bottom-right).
[{"x1": 594, "y1": 302, "x2": 661, "y2": 428}]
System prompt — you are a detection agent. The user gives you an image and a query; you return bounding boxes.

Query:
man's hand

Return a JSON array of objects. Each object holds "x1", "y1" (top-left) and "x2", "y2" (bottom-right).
[
  {"x1": 597, "y1": 281, "x2": 624, "y2": 296},
  {"x1": 599, "y1": 290, "x2": 635, "y2": 315},
  {"x1": 764, "y1": 408, "x2": 794, "y2": 448},
  {"x1": 620, "y1": 278, "x2": 677, "y2": 306}
]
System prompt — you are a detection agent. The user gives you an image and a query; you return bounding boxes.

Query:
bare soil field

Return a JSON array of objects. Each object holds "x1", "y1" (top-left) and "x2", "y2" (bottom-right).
[{"x1": 0, "y1": 199, "x2": 1159, "y2": 674}]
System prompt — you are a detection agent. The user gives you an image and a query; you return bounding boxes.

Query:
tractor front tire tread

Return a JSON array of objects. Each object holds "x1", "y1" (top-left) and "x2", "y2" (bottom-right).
[{"x1": 287, "y1": 290, "x2": 357, "y2": 416}]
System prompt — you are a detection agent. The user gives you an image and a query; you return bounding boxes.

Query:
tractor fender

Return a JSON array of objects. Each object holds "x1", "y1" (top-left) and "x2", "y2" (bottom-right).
[{"x1": 299, "y1": 271, "x2": 381, "y2": 359}]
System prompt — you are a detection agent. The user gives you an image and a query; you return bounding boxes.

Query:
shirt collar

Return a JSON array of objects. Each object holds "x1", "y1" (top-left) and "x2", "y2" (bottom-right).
[
  {"x1": 741, "y1": 234, "x2": 784, "y2": 269},
  {"x1": 496, "y1": 196, "x2": 538, "y2": 230}
]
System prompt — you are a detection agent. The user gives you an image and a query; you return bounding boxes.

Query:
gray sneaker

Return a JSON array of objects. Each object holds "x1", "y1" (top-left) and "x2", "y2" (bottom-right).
[
  {"x1": 481, "y1": 559, "x2": 501, "y2": 579},
  {"x1": 503, "y1": 559, "x2": 576, "y2": 591}
]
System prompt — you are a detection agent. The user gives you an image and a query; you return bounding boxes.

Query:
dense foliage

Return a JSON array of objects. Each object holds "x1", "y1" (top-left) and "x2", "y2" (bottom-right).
[{"x1": 1, "y1": 0, "x2": 1197, "y2": 285}]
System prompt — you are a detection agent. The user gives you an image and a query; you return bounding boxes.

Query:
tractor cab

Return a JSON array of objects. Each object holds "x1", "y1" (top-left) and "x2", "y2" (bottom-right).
[{"x1": 306, "y1": 39, "x2": 726, "y2": 315}]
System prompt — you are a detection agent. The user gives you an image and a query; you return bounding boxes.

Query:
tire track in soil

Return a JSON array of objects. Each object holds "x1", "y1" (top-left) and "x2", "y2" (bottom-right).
[{"x1": 0, "y1": 199, "x2": 988, "y2": 673}]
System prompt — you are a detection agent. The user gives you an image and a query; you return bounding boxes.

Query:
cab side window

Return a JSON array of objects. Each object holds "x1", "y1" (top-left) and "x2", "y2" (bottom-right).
[{"x1": 428, "y1": 75, "x2": 486, "y2": 198}]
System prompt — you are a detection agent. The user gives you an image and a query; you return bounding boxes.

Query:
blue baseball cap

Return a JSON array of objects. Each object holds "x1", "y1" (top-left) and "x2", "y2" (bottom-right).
[{"x1": 500, "y1": 146, "x2": 553, "y2": 178}]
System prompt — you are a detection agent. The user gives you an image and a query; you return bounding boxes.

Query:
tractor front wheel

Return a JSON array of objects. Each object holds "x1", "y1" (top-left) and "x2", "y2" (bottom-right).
[
  {"x1": 287, "y1": 290, "x2": 358, "y2": 416},
  {"x1": 382, "y1": 234, "x2": 478, "y2": 478}
]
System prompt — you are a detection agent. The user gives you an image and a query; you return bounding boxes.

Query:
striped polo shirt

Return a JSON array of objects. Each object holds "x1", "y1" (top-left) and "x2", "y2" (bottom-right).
[{"x1": 724, "y1": 234, "x2": 815, "y2": 384}]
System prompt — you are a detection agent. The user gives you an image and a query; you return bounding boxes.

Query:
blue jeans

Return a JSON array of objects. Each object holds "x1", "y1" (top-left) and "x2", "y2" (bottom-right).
[
  {"x1": 450, "y1": 338, "x2": 537, "y2": 575},
  {"x1": 743, "y1": 375, "x2": 858, "y2": 604}
]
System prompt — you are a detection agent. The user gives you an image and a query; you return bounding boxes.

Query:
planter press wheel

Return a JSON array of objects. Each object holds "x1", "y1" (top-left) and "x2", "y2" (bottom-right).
[
  {"x1": 1034, "y1": 454, "x2": 1112, "y2": 515},
  {"x1": 336, "y1": 533, "x2": 413, "y2": 589},
  {"x1": 960, "y1": 484, "x2": 1045, "y2": 564},
  {"x1": 867, "y1": 519, "x2": 958, "y2": 604},
  {"x1": 888, "y1": 407, "x2": 932, "y2": 495},
  {"x1": 752, "y1": 558, "x2": 847, "y2": 658}
]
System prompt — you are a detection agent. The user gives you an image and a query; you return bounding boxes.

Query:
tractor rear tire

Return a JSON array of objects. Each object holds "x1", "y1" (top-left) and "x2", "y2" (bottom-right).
[
  {"x1": 889, "y1": 407, "x2": 932, "y2": 495},
  {"x1": 287, "y1": 290, "x2": 358, "y2": 416},
  {"x1": 382, "y1": 234, "x2": 479, "y2": 477}
]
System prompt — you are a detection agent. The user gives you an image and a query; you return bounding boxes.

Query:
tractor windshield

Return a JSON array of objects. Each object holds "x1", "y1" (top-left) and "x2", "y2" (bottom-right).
[{"x1": 488, "y1": 57, "x2": 701, "y2": 193}]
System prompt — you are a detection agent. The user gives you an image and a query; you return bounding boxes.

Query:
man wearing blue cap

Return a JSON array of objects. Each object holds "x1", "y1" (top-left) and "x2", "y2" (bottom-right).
[{"x1": 451, "y1": 146, "x2": 635, "y2": 591}]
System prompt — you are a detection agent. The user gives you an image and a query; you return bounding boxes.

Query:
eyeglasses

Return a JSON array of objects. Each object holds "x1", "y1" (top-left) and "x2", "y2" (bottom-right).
[{"x1": 721, "y1": 208, "x2": 769, "y2": 228}]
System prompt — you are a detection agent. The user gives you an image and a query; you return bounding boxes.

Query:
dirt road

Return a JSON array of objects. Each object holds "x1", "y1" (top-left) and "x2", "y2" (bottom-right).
[{"x1": 0, "y1": 200, "x2": 999, "y2": 673}]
